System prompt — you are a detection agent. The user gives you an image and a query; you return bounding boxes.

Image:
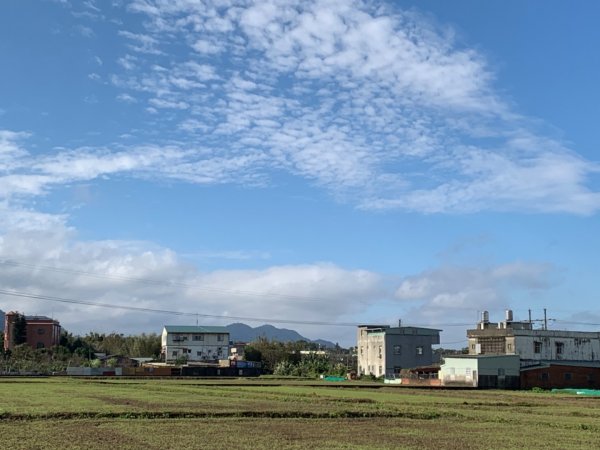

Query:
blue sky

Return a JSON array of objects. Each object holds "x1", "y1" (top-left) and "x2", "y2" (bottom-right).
[{"x1": 0, "y1": 0, "x2": 599, "y2": 346}]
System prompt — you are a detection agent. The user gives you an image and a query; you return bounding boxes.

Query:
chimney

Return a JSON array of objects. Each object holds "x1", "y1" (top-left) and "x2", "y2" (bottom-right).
[{"x1": 398, "y1": 319, "x2": 402, "y2": 328}]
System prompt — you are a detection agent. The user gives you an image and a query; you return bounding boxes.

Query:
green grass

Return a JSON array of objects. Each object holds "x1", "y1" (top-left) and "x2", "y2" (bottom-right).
[{"x1": 0, "y1": 378, "x2": 599, "y2": 449}]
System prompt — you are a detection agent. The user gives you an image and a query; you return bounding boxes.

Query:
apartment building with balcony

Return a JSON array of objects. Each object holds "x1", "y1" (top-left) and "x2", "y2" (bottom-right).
[{"x1": 161, "y1": 325, "x2": 230, "y2": 362}]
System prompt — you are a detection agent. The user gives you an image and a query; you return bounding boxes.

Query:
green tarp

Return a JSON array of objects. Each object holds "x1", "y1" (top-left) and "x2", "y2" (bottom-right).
[{"x1": 552, "y1": 389, "x2": 600, "y2": 396}]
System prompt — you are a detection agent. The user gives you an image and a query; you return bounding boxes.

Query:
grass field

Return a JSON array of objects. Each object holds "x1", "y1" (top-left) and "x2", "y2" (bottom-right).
[{"x1": 0, "y1": 378, "x2": 599, "y2": 449}]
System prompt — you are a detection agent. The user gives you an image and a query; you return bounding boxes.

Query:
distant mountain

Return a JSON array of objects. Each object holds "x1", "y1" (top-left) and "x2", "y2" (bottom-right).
[{"x1": 226, "y1": 323, "x2": 336, "y2": 348}]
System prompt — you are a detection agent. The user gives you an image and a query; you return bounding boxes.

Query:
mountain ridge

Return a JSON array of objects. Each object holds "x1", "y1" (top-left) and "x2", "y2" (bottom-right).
[{"x1": 225, "y1": 322, "x2": 336, "y2": 348}]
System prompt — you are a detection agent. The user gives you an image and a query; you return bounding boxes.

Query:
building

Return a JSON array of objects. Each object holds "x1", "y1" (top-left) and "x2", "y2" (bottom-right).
[
  {"x1": 161, "y1": 325, "x2": 230, "y2": 362},
  {"x1": 440, "y1": 355, "x2": 521, "y2": 389},
  {"x1": 467, "y1": 310, "x2": 600, "y2": 363},
  {"x1": 3, "y1": 312, "x2": 61, "y2": 351},
  {"x1": 520, "y1": 361, "x2": 600, "y2": 390},
  {"x1": 357, "y1": 323, "x2": 441, "y2": 378}
]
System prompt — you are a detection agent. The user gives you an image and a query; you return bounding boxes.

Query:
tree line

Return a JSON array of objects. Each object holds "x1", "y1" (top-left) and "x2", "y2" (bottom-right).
[
  {"x1": 243, "y1": 337, "x2": 355, "y2": 377},
  {"x1": 0, "y1": 330, "x2": 161, "y2": 374}
]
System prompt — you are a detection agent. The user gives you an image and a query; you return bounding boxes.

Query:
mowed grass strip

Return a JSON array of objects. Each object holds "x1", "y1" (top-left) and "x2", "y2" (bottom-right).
[{"x1": 0, "y1": 378, "x2": 599, "y2": 449}]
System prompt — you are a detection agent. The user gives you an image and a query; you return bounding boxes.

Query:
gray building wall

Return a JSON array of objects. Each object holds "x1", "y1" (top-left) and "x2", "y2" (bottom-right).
[{"x1": 357, "y1": 325, "x2": 440, "y2": 378}]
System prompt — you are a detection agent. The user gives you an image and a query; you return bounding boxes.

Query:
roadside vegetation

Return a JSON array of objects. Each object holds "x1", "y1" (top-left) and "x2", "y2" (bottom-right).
[{"x1": 0, "y1": 332, "x2": 161, "y2": 374}]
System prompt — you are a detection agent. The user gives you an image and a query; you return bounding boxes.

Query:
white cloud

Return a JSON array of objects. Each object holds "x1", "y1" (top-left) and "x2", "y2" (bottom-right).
[
  {"x1": 0, "y1": 208, "x2": 565, "y2": 345},
  {"x1": 116, "y1": 93, "x2": 137, "y2": 103},
  {"x1": 119, "y1": 30, "x2": 163, "y2": 54},
  {"x1": 192, "y1": 39, "x2": 224, "y2": 55},
  {"x1": 0, "y1": 133, "x2": 190, "y2": 198},
  {"x1": 395, "y1": 262, "x2": 556, "y2": 318},
  {"x1": 76, "y1": 25, "x2": 95, "y2": 38},
  {"x1": 117, "y1": 54, "x2": 137, "y2": 70},
  {"x1": 148, "y1": 98, "x2": 189, "y2": 110},
  {"x1": 0, "y1": 222, "x2": 384, "y2": 342},
  {"x1": 3, "y1": 1, "x2": 598, "y2": 215},
  {"x1": 103, "y1": 0, "x2": 599, "y2": 215}
]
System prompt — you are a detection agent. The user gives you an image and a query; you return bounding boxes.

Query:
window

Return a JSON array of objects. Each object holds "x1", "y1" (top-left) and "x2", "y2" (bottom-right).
[
  {"x1": 360, "y1": 346, "x2": 363, "y2": 355},
  {"x1": 378, "y1": 366, "x2": 383, "y2": 375},
  {"x1": 197, "y1": 351, "x2": 202, "y2": 356},
  {"x1": 507, "y1": 343, "x2": 512, "y2": 351},
  {"x1": 378, "y1": 345, "x2": 382, "y2": 359},
  {"x1": 218, "y1": 347, "x2": 222, "y2": 354},
  {"x1": 193, "y1": 335, "x2": 204, "y2": 341},
  {"x1": 172, "y1": 351, "x2": 178, "y2": 357},
  {"x1": 498, "y1": 368, "x2": 505, "y2": 376},
  {"x1": 471, "y1": 344, "x2": 475, "y2": 350},
  {"x1": 416, "y1": 346, "x2": 424, "y2": 356},
  {"x1": 564, "y1": 373, "x2": 572, "y2": 381},
  {"x1": 534, "y1": 341, "x2": 542, "y2": 354},
  {"x1": 36, "y1": 342, "x2": 45, "y2": 349},
  {"x1": 540, "y1": 372, "x2": 549, "y2": 381},
  {"x1": 555, "y1": 342, "x2": 564, "y2": 355},
  {"x1": 393, "y1": 345, "x2": 402, "y2": 355},
  {"x1": 217, "y1": 334, "x2": 224, "y2": 342},
  {"x1": 37, "y1": 328, "x2": 45, "y2": 335}
]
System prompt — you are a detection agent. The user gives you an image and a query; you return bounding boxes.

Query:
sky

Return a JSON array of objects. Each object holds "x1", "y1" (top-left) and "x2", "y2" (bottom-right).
[{"x1": 0, "y1": 0, "x2": 599, "y2": 347}]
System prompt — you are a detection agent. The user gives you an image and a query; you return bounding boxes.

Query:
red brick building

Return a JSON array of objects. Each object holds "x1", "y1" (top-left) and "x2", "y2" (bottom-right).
[
  {"x1": 520, "y1": 361, "x2": 600, "y2": 390},
  {"x1": 3, "y1": 312, "x2": 61, "y2": 351}
]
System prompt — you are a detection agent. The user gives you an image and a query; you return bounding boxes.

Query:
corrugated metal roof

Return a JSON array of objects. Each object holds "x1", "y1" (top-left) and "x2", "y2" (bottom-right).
[{"x1": 163, "y1": 325, "x2": 229, "y2": 334}]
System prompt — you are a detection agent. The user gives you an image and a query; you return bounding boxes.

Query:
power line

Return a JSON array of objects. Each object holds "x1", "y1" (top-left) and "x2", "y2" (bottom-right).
[
  {"x1": 5, "y1": 259, "x2": 598, "y2": 329},
  {"x1": 0, "y1": 288, "x2": 358, "y2": 327},
  {"x1": 0, "y1": 287, "x2": 475, "y2": 329},
  {"x1": 554, "y1": 319, "x2": 600, "y2": 327}
]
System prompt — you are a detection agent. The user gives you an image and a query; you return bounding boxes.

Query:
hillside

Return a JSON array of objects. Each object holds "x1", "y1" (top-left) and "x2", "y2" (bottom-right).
[{"x1": 226, "y1": 323, "x2": 335, "y2": 348}]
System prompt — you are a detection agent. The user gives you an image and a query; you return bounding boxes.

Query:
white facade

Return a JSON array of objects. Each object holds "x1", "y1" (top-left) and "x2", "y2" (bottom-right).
[
  {"x1": 468, "y1": 311, "x2": 600, "y2": 362},
  {"x1": 357, "y1": 328, "x2": 386, "y2": 377},
  {"x1": 440, "y1": 355, "x2": 520, "y2": 387},
  {"x1": 162, "y1": 326, "x2": 230, "y2": 362},
  {"x1": 511, "y1": 332, "x2": 600, "y2": 360}
]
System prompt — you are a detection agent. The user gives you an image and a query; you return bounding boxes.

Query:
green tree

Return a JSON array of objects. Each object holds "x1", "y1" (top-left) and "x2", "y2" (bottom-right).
[
  {"x1": 13, "y1": 313, "x2": 27, "y2": 346},
  {"x1": 243, "y1": 345, "x2": 262, "y2": 362}
]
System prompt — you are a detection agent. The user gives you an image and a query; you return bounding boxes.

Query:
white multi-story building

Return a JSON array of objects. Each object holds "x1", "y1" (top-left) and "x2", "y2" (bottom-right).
[
  {"x1": 357, "y1": 323, "x2": 441, "y2": 378},
  {"x1": 162, "y1": 325, "x2": 230, "y2": 362},
  {"x1": 467, "y1": 310, "x2": 600, "y2": 363}
]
